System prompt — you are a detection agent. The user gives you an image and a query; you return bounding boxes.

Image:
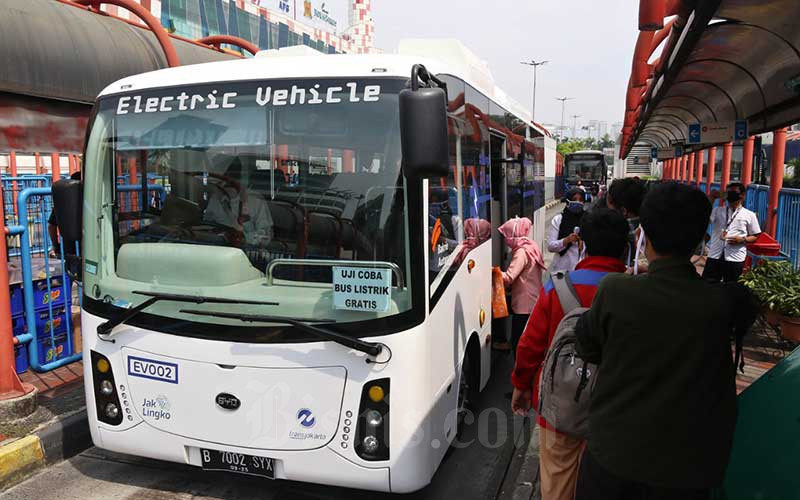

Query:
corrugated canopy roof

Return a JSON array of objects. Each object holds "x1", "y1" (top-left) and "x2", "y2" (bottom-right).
[
  {"x1": 0, "y1": 0, "x2": 236, "y2": 105},
  {"x1": 624, "y1": 0, "x2": 800, "y2": 156}
]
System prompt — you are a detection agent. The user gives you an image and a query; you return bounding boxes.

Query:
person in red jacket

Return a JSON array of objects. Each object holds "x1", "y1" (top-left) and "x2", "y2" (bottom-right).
[{"x1": 511, "y1": 208, "x2": 629, "y2": 500}]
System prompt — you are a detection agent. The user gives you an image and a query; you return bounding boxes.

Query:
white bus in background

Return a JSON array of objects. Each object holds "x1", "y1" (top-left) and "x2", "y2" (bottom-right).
[{"x1": 53, "y1": 41, "x2": 555, "y2": 493}]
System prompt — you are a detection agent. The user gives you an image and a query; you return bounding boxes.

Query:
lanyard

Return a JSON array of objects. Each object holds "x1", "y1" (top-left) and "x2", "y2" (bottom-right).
[{"x1": 724, "y1": 207, "x2": 741, "y2": 232}]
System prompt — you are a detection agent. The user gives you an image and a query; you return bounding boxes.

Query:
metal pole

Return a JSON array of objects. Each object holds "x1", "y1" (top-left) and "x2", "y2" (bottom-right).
[
  {"x1": 766, "y1": 128, "x2": 787, "y2": 237},
  {"x1": 556, "y1": 97, "x2": 572, "y2": 142},
  {"x1": 521, "y1": 60, "x2": 547, "y2": 123},
  {"x1": 572, "y1": 114, "x2": 580, "y2": 139},
  {"x1": 532, "y1": 65, "x2": 538, "y2": 122},
  {"x1": 695, "y1": 150, "x2": 703, "y2": 189}
]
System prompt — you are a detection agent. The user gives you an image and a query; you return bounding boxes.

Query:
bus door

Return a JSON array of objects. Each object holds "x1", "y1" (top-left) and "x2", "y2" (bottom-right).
[
  {"x1": 489, "y1": 132, "x2": 506, "y2": 268},
  {"x1": 489, "y1": 132, "x2": 514, "y2": 343}
]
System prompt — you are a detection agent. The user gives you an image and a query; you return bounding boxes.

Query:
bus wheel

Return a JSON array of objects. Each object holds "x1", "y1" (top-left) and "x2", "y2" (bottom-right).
[{"x1": 456, "y1": 350, "x2": 477, "y2": 435}]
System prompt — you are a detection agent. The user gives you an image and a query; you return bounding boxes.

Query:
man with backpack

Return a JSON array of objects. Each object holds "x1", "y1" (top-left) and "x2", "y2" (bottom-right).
[
  {"x1": 574, "y1": 183, "x2": 757, "y2": 500},
  {"x1": 511, "y1": 208, "x2": 629, "y2": 500}
]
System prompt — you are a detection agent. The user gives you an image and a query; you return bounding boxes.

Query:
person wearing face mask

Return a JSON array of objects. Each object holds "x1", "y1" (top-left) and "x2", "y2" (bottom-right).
[
  {"x1": 574, "y1": 183, "x2": 757, "y2": 500},
  {"x1": 607, "y1": 178, "x2": 647, "y2": 268},
  {"x1": 704, "y1": 182, "x2": 761, "y2": 283},
  {"x1": 547, "y1": 188, "x2": 587, "y2": 273}
]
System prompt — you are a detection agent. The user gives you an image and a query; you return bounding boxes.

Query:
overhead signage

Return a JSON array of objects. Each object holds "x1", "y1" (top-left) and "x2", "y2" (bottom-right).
[
  {"x1": 301, "y1": 0, "x2": 343, "y2": 33},
  {"x1": 687, "y1": 121, "x2": 748, "y2": 145},
  {"x1": 656, "y1": 145, "x2": 684, "y2": 160},
  {"x1": 256, "y1": 0, "x2": 294, "y2": 18},
  {"x1": 333, "y1": 267, "x2": 392, "y2": 313}
]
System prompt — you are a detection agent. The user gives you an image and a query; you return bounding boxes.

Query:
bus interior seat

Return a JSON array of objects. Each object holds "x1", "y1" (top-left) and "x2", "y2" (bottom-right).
[
  {"x1": 264, "y1": 199, "x2": 306, "y2": 257},
  {"x1": 306, "y1": 211, "x2": 342, "y2": 259}
]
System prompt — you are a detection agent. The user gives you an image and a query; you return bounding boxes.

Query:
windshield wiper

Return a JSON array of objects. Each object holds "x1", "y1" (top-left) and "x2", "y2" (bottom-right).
[
  {"x1": 179, "y1": 309, "x2": 383, "y2": 357},
  {"x1": 97, "y1": 291, "x2": 279, "y2": 339}
]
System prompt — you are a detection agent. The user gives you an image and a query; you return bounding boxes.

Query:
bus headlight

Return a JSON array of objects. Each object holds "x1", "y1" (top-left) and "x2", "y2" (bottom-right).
[
  {"x1": 355, "y1": 378, "x2": 389, "y2": 461},
  {"x1": 91, "y1": 351, "x2": 123, "y2": 426},
  {"x1": 100, "y1": 380, "x2": 114, "y2": 396},
  {"x1": 362, "y1": 435, "x2": 379, "y2": 454},
  {"x1": 105, "y1": 403, "x2": 120, "y2": 419},
  {"x1": 365, "y1": 409, "x2": 383, "y2": 427}
]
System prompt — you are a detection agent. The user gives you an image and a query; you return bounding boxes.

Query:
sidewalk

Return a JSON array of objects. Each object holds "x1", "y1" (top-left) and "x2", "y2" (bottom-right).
[{"x1": 0, "y1": 362, "x2": 87, "y2": 490}]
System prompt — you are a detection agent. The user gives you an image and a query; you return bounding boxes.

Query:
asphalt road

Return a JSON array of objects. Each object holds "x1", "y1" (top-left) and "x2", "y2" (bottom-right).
[{"x1": 2, "y1": 351, "x2": 529, "y2": 500}]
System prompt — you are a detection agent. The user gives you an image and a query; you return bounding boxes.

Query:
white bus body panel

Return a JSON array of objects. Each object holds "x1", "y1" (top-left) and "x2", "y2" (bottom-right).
[{"x1": 82, "y1": 308, "x2": 477, "y2": 493}]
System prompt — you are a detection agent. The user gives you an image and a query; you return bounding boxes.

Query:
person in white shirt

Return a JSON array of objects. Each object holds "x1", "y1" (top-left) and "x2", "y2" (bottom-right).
[
  {"x1": 704, "y1": 182, "x2": 761, "y2": 283},
  {"x1": 547, "y1": 188, "x2": 586, "y2": 273}
]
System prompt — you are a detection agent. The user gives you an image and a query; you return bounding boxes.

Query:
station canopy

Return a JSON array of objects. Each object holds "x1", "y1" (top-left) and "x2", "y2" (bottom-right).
[{"x1": 624, "y1": 0, "x2": 800, "y2": 156}]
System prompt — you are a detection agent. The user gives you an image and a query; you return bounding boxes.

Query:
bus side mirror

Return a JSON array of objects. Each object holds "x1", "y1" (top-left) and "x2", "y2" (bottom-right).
[
  {"x1": 399, "y1": 87, "x2": 449, "y2": 179},
  {"x1": 52, "y1": 179, "x2": 83, "y2": 244}
]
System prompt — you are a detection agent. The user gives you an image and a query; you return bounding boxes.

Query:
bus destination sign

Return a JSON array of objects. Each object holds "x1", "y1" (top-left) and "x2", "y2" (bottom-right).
[{"x1": 332, "y1": 267, "x2": 392, "y2": 312}]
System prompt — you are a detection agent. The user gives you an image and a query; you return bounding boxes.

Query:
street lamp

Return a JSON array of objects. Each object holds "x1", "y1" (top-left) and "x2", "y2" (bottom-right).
[
  {"x1": 572, "y1": 114, "x2": 581, "y2": 139},
  {"x1": 555, "y1": 97, "x2": 573, "y2": 142},
  {"x1": 520, "y1": 60, "x2": 548, "y2": 123}
]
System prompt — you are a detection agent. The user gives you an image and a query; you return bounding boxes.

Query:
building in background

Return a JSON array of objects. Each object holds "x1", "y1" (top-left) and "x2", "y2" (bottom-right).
[{"x1": 99, "y1": 0, "x2": 377, "y2": 55}]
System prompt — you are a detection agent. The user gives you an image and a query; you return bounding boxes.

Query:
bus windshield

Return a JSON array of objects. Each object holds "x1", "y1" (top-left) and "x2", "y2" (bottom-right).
[
  {"x1": 565, "y1": 153, "x2": 605, "y2": 181},
  {"x1": 81, "y1": 78, "x2": 415, "y2": 338}
]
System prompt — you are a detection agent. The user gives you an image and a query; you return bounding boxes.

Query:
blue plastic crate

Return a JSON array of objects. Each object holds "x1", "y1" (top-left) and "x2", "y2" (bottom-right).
[
  {"x1": 31, "y1": 274, "x2": 71, "y2": 310},
  {"x1": 11, "y1": 313, "x2": 26, "y2": 337},
  {"x1": 37, "y1": 333, "x2": 72, "y2": 365},
  {"x1": 34, "y1": 306, "x2": 70, "y2": 336},
  {"x1": 10, "y1": 285, "x2": 23, "y2": 316},
  {"x1": 14, "y1": 343, "x2": 28, "y2": 374}
]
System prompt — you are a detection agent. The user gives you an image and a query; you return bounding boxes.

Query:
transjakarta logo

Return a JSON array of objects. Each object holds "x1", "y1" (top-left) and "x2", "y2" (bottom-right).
[
  {"x1": 128, "y1": 356, "x2": 179, "y2": 384},
  {"x1": 116, "y1": 83, "x2": 381, "y2": 115},
  {"x1": 297, "y1": 408, "x2": 316, "y2": 428}
]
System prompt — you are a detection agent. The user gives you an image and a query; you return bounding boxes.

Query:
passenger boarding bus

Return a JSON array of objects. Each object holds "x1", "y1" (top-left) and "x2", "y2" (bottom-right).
[
  {"x1": 52, "y1": 43, "x2": 555, "y2": 493},
  {"x1": 564, "y1": 150, "x2": 607, "y2": 199}
]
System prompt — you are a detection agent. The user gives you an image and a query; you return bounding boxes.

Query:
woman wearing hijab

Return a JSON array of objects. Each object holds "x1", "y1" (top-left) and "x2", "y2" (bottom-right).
[
  {"x1": 496, "y1": 216, "x2": 546, "y2": 351},
  {"x1": 547, "y1": 188, "x2": 587, "y2": 273},
  {"x1": 454, "y1": 218, "x2": 492, "y2": 265}
]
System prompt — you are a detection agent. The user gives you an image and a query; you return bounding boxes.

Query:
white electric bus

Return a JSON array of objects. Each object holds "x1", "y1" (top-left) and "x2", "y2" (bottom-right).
[{"x1": 53, "y1": 42, "x2": 556, "y2": 493}]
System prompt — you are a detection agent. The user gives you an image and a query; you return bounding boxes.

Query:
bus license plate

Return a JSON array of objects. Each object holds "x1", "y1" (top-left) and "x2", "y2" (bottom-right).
[{"x1": 200, "y1": 449, "x2": 275, "y2": 479}]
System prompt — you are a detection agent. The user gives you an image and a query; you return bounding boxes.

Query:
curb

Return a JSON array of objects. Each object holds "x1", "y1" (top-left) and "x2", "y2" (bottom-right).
[
  {"x1": 498, "y1": 423, "x2": 541, "y2": 500},
  {"x1": 0, "y1": 435, "x2": 44, "y2": 491},
  {"x1": 36, "y1": 410, "x2": 90, "y2": 465},
  {"x1": 0, "y1": 409, "x2": 90, "y2": 491}
]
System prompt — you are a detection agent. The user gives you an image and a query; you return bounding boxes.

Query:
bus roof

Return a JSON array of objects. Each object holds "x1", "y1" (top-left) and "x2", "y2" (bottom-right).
[
  {"x1": 568, "y1": 150, "x2": 605, "y2": 156},
  {"x1": 97, "y1": 40, "x2": 551, "y2": 138}
]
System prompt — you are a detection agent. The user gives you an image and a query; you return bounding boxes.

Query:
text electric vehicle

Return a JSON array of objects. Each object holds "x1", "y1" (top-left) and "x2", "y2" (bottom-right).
[
  {"x1": 564, "y1": 150, "x2": 607, "y2": 198},
  {"x1": 53, "y1": 44, "x2": 555, "y2": 493}
]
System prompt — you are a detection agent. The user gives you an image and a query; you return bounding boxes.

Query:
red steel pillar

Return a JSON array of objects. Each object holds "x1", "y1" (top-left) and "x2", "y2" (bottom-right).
[
  {"x1": 720, "y1": 142, "x2": 732, "y2": 206},
  {"x1": 34, "y1": 153, "x2": 42, "y2": 175},
  {"x1": 741, "y1": 136, "x2": 755, "y2": 187},
  {"x1": 679, "y1": 156, "x2": 686, "y2": 181},
  {"x1": 695, "y1": 151, "x2": 703, "y2": 189},
  {"x1": 51, "y1": 153, "x2": 61, "y2": 183},
  {"x1": 706, "y1": 147, "x2": 717, "y2": 195},
  {"x1": 688, "y1": 153, "x2": 695, "y2": 182},
  {"x1": 343, "y1": 150, "x2": 354, "y2": 173},
  {"x1": 766, "y1": 128, "x2": 787, "y2": 237}
]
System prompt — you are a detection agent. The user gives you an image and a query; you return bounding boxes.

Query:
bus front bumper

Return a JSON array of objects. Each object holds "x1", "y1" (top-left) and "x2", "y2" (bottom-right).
[{"x1": 95, "y1": 423, "x2": 391, "y2": 492}]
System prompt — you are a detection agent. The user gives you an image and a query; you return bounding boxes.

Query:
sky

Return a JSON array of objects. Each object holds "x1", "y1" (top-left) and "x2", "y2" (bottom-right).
[{"x1": 371, "y1": 0, "x2": 639, "y2": 137}]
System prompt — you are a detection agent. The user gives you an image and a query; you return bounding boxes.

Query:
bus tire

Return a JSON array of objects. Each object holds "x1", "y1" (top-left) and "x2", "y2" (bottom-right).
[{"x1": 456, "y1": 337, "x2": 479, "y2": 436}]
